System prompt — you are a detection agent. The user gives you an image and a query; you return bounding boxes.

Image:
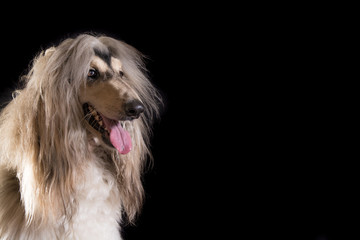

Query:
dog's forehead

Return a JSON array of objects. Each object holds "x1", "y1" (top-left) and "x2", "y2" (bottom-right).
[
  {"x1": 92, "y1": 48, "x2": 123, "y2": 71},
  {"x1": 91, "y1": 56, "x2": 122, "y2": 72},
  {"x1": 94, "y1": 48, "x2": 111, "y2": 66}
]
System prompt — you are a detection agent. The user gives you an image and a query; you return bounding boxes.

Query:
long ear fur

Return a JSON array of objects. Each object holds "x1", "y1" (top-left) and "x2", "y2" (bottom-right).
[{"x1": 0, "y1": 35, "x2": 103, "y2": 223}]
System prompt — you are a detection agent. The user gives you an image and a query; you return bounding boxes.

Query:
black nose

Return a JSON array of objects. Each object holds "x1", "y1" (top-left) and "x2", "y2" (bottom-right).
[{"x1": 125, "y1": 100, "x2": 145, "y2": 119}]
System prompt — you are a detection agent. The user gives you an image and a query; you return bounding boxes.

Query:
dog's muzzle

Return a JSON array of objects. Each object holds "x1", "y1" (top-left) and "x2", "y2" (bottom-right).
[{"x1": 82, "y1": 102, "x2": 144, "y2": 154}]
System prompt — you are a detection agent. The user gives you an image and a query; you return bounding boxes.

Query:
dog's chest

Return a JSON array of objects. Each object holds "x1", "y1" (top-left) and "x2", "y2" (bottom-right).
[{"x1": 70, "y1": 161, "x2": 122, "y2": 240}]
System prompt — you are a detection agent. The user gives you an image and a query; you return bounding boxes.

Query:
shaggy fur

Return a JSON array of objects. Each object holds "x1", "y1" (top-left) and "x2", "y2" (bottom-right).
[{"x1": 0, "y1": 34, "x2": 161, "y2": 239}]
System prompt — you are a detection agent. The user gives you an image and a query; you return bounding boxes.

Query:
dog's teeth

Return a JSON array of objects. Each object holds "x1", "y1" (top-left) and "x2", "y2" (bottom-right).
[{"x1": 85, "y1": 104, "x2": 111, "y2": 137}]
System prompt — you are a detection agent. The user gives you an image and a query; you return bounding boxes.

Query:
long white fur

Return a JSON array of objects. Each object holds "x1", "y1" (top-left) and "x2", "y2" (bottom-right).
[{"x1": 0, "y1": 34, "x2": 161, "y2": 239}]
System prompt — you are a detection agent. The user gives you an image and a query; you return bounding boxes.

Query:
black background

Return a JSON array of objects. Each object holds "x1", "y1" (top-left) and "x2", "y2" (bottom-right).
[{"x1": 1, "y1": 4, "x2": 355, "y2": 240}]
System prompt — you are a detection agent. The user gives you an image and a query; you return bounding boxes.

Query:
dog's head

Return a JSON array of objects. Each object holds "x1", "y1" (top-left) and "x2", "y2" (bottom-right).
[
  {"x1": 28, "y1": 34, "x2": 161, "y2": 157},
  {"x1": 79, "y1": 40, "x2": 148, "y2": 154}
]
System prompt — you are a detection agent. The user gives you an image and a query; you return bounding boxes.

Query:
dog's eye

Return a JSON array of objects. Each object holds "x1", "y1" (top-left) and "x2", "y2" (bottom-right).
[
  {"x1": 88, "y1": 69, "x2": 99, "y2": 79},
  {"x1": 119, "y1": 71, "x2": 124, "y2": 78}
]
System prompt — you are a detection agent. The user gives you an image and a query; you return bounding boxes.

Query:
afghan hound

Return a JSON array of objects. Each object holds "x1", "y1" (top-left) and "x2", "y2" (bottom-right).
[{"x1": 0, "y1": 33, "x2": 161, "y2": 239}]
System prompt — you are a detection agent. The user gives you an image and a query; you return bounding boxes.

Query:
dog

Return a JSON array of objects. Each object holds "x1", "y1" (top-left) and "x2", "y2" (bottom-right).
[{"x1": 0, "y1": 33, "x2": 161, "y2": 239}]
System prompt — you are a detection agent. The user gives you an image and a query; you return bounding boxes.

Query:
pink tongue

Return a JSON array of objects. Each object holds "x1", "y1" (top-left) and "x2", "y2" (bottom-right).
[{"x1": 101, "y1": 115, "x2": 132, "y2": 154}]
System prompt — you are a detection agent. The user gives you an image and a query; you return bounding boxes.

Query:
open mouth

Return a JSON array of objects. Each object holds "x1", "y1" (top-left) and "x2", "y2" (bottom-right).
[{"x1": 83, "y1": 103, "x2": 132, "y2": 154}]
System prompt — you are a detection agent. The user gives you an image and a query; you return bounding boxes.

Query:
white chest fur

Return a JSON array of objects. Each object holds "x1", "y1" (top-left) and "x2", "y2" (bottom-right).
[
  {"x1": 68, "y1": 161, "x2": 122, "y2": 240},
  {"x1": 17, "y1": 160, "x2": 123, "y2": 240}
]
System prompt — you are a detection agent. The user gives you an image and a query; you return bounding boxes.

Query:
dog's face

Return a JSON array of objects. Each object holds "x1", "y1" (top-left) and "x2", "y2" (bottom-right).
[{"x1": 80, "y1": 51, "x2": 144, "y2": 154}]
